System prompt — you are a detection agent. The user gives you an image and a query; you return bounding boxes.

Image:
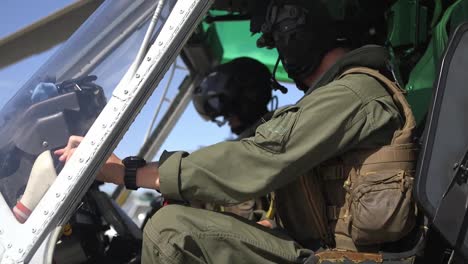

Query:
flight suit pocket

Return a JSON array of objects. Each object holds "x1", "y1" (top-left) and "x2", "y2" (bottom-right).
[{"x1": 253, "y1": 105, "x2": 301, "y2": 153}]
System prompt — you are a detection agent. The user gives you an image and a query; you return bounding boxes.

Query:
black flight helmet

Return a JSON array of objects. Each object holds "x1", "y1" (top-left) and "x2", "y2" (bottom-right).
[
  {"x1": 193, "y1": 57, "x2": 272, "y2": 134},
  {"x1": 254, "y1": 0, "x2": 336, "y2": 90}
]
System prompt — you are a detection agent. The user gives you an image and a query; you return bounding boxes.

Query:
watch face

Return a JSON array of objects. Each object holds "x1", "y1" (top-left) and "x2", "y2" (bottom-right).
[{"x1": 123, "y1": 156, "x2": 146, "y2": 168}]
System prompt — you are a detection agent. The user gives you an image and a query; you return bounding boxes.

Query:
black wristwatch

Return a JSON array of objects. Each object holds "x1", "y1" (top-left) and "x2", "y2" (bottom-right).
[{"x1": 122, "y1": 156, "x2": 146, "y2": 190}]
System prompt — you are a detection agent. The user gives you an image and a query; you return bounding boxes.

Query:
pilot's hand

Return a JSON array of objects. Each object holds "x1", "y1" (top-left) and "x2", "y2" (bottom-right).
[
  {"x1": 54, "y1": 135, "x2": 83, "y2": 162},
  {"x1": 55, "y1": 136, "x2": 160, "y2": 190},
  {"x1": 256, "y1": 219, "x2": 274, "y2": 229},
  {"x1": 54, "y1": 136, "x2": 125, "y2": 185}
]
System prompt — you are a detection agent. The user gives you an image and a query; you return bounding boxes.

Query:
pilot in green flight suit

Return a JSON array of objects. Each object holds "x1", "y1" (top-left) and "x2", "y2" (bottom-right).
[
  {"x1": 192, "y1": 57, "x2": 274, "y2": 220},
  {"x1": 57, "y1": 0, "x2": 419, "y2": 263}
]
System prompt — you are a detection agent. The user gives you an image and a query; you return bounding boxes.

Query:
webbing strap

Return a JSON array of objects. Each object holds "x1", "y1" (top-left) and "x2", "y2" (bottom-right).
[
  {"x1": 343, "y1": 144, "x2": 419, "y2": 166},
  {"x1": 316, "y1": 250, "x2": 383, "y2": 263},
  {"x1": 320, "y1": 165, "x2": 347, "y2": 181},
  {"x1": 300, "y1": 175, "x2": 333, "y2": 245},
  {"x1": 339, "y1": 67, "x2": 416, "y2": 145},
  {"x1": 326, "y1": 206, "x2": 341, "y2": 221}
]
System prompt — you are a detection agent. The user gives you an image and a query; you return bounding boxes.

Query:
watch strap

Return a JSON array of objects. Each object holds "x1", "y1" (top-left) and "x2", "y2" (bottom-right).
[
  {"x1": 122, "y1": 156, "x2": 146, "y2": 190},
  {"x1": 124, "y1": 167, "x2": 139, "y2": 190}
]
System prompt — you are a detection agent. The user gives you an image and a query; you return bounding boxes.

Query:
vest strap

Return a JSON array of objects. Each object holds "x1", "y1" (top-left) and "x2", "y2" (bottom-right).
[
  {"x1": 343, "y1": 144, "x2": 419, "y2": 166},
  {"x1": 320, "y1": 165, "x2": 347, "y2": 181},
  {"x1": 327, "y1": 205, "x2": 342, "y2": 221},
  {"x1": 338, "y1": 67, "x2": 416, "y2": 145},
  {"x1": 316, "y1": 249, "x2": 383, "y2": 263}
]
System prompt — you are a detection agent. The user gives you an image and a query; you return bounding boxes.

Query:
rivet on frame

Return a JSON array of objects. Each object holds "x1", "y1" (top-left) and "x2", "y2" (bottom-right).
[
  {"x1": 44, "y1": 210, "x2": 49, "y2": 215},
  {"x1": 0, "y1": 229, "x2": 3, "y2": 235},
  {"x1": 32, "y1": 228, "x2": 36, "y2": 233},
  {"x1": 18, "y1": 248, "x2": 23, "y2": 253},
  {"x1": 158, "y1": 41, "x2": 163, "y2": 46},
  {"x1": 79, "y1": 158, "x2": 84, "y2": 163},
  {"x1": 136, "y1": 74, "x2": 140, "y2": 78},
  {"x1": 7, "y1": 244, "x2": 12, "y2": 248},
  {"x1": 42, "y1": 141, "x2": 49, "y2": 148},
  {"x1": 123, "y1": 90, "x2": 129, "y2": 94},
  {"x1": 147, "y1": 57, "x2": 151, "y2": 61},
  {"x1": 102, "y1": 124, "x2": 107, "y2": 129},
  {"x1": 169, "y1": 25, "x2": 173, "y2": 30},
  {"x1": 179, "y1": 9, "x2": 184, "y2": 14},
  {"x1": 67, "y1": 175, "x2": 72, "y2": 180},
  {"x1": 91, "y1": 141, "x2": 95, "y2": 146},
  {"x1": 56, "y1": 193, "x2": 61, "y2": 198}
]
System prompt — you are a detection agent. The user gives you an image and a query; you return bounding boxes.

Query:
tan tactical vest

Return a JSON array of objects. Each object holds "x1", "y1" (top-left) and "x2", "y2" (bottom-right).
[{"x1": 276, "y1": 67, "x2": 419, "y2": 251}]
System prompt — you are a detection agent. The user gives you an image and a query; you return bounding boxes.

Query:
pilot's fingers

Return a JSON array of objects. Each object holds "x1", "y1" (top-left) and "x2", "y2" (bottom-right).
[
  {"x1": 56, "y1": 136, "x2": 83, "y2": 162},
  {"x1": 66, "y1": 135, "x2": 83, "y2": 148},
  {"x1": 54, "y1": 148, "x2": 65, "y2": 156},
  {"x1": 58, "y1": 152, "x2": 68, "y2": 162},
  {"x1": 256, "y1": 219, "x2": 274, "y2": 229},
  {"x1": 54, "y1": 148, "x2": 69, "y2": 162},
  {"x1": 65, "y1": 148, "x2": 76, "y2": 162},
  {"x1": 57, "y1": 148, "x2": 75, "y2": 162}
]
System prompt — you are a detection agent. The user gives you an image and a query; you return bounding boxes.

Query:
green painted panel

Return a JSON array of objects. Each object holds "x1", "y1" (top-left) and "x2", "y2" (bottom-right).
[
  {"x1": 212, "y1": 20, "x2": 293, "y2": 83},
  {"x1": 405, "y1": 0, "x2": 466, "y2": 124}
]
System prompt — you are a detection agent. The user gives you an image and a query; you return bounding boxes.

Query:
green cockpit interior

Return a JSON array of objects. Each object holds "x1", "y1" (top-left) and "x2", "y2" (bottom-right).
[{"x1": 203, "y1": 0, "x2": 468, "y2": 124}]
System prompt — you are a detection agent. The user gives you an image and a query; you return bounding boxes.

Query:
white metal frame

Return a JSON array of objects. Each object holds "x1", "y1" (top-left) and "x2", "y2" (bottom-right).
[{"x1": 0, "y1": 0, "x2": 213, "y2": 262}]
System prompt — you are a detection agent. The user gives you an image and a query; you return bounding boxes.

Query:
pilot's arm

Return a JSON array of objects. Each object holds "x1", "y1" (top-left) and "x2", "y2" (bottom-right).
[{"x1": 57, "y1": 75, "x2": 401, "y2": 205}]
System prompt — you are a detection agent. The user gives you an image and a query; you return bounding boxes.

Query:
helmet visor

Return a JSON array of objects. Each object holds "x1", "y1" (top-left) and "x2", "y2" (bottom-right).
[{"x1": 193, "y1": 71, "x2": 230, "y2": 121}]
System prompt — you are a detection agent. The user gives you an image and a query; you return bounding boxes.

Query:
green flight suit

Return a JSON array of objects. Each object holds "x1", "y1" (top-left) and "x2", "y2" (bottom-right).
[{"x1": 142, "y1": 46, "x2": 404, "y2": 263}]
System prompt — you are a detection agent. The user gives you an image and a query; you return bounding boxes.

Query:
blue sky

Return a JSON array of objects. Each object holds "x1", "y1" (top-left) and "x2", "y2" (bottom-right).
[{"x1": 0, "y1": 1, "x2": 303, "y2": 165}]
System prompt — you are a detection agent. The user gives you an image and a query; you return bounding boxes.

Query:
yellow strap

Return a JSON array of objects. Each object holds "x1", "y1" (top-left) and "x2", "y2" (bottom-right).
[{"x1": 266, "y1": 192, "x2": 276, "y2": 219}]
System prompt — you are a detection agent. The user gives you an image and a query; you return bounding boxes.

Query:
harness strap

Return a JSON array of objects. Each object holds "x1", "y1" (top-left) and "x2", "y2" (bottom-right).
[
  {"x1": 343, "y1": 144, "x2": 419, "y2": 166},
  {"x1": 327, "y1": 206, "x2": 341, "y2": 221},
  {"x1": 320, "y1": 165, "x2": 347, "y2": 181},
  {"x1": 316, "y1": 250, "x2": 383, "y2": 263},
  {"x1": 299, "y1": 174, "x2": 334, "y2": 245},
  {"x1": 319, "y1": 144, "x2": 417, "y2": 179}
]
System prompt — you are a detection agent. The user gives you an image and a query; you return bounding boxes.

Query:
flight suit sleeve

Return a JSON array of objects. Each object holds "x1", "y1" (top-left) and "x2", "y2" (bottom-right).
[{"x1": 159, "y1": 79, "x2": 397, "y2": 205}]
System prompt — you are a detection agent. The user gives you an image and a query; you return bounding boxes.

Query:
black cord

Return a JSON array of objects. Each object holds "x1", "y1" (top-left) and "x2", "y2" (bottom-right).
[{"x1": 270, "y1": 56, "x2": 288, "y2": 94}]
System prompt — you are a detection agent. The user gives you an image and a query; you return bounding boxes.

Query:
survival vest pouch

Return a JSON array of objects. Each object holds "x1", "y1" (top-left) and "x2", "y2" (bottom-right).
[{"x1": 276, "y1": 67, "x2": 418, "y2": 253}]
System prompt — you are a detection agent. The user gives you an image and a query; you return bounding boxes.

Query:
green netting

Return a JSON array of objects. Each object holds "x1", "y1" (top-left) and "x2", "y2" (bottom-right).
[{"x1": 211, "y1": 20, "x2": 293, "y2": 83}]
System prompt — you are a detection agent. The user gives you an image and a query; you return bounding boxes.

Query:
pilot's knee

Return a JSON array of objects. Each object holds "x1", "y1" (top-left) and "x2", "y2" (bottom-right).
[
  {"x1": 142, "y1": 205, "x2": 194, "y2": 259},
  {"x1": 143, "y1": 205, "x2": 207, "y2": 263},
  {"x1": 143, "y1": 204, "x2": 191, "y2": 238}
]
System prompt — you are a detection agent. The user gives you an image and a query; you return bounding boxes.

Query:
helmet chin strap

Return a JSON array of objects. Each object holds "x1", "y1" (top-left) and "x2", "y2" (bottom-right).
[{"x1": 270, "y1": 56, "x2": 288, "y2": 94}]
